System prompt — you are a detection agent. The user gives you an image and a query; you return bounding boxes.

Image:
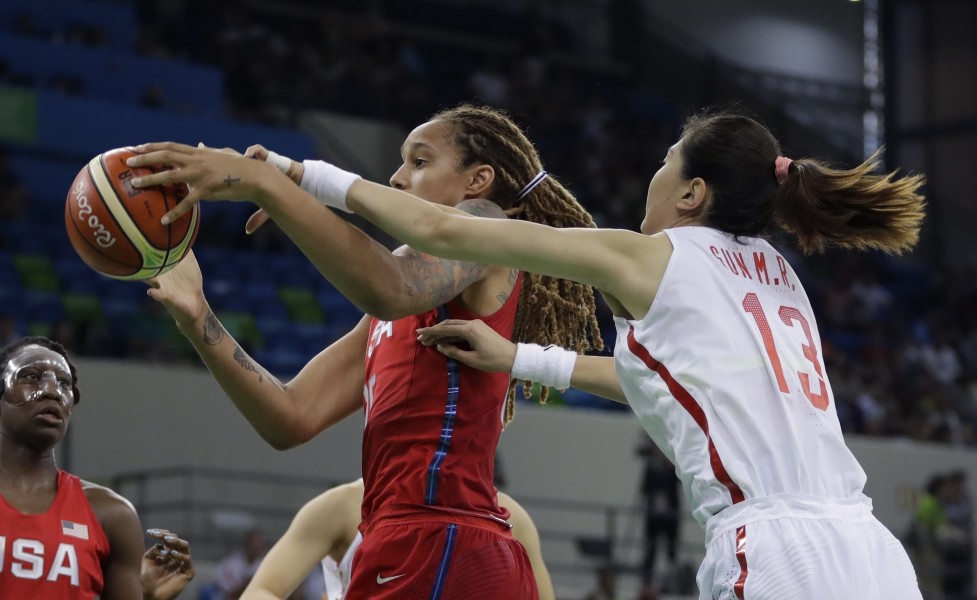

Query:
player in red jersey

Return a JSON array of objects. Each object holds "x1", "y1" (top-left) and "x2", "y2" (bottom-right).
[
  {"x1": 128, "y1": 104, "x2": 601, "y2": 599},
  {"x1": 0, "y1": 336, "x2": 195, "y2": 599}
]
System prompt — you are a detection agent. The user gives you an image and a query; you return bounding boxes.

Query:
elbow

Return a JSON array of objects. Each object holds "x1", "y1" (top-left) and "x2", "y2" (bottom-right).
[
  {"x1": 356, "y1": 296, "x2": 413, "y2": 322},
  {"x1": 266, "y1": 436, "x2": 301, "y2": 451},
  {"x1": 367, "y1": 303, "x2": 414, "y2": 322},
  {"x1": 263, "y1": 432, "x2": 302, "y2": 451},
  {"x1": 261, "y1": 421, "x2": 315, "y2": 451}
]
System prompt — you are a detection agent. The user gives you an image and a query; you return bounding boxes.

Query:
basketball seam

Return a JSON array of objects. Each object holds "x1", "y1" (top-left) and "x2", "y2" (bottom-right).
[
  {"x1": 92, "y1": 154, "x2": 166, "y2": 268},
  {"x1": 153, "y1": 181, "x2": 175, "y2": 278},
  {"x1": 162, "y1": 206, "x2": 198, "y2": 270}
]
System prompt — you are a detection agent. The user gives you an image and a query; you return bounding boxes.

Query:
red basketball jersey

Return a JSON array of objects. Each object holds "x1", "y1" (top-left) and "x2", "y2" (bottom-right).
[
  {"x1": 361, "y1": 276, "x2": 522, "y2": 530},
  {"x1": 0, "y1": 470, "x2": 110, "y2": 599}
]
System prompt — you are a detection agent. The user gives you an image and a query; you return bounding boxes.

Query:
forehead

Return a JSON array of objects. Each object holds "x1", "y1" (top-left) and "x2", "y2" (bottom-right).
[
  {"x1": 401, "y1": 120, "x2": 452, "y2": 153},
  {"x1": 5, "y1": 345, "x2": 70, "y2": 374}
]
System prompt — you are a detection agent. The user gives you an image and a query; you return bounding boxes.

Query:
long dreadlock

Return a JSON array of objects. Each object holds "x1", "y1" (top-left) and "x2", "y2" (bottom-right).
[{"x1": 432, "y1": 104, "x2": 604, "y2": 425}]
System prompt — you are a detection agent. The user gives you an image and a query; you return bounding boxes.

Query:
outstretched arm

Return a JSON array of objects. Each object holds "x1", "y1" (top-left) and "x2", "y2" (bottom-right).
[
  {"x1": 242, "y1": 481, "x2": 363, "y2": 600},
  {"x1": 346, "y1": 180, "x2": 643, "y2": 299},
  {"x1": 147, "y1": 251, "x2": 365, "y2": 449},
  {"x1": 416, "y1": 319, "x2": 627, "y2": 403},
  {"x1": 129, "y1": 143, "x2": 504, "y2": 320}
]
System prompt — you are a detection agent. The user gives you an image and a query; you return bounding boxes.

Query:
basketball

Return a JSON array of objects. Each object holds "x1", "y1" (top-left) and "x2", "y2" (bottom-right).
[{"x1": 64, "y1": 147, "x2": 199, "y2": 280}]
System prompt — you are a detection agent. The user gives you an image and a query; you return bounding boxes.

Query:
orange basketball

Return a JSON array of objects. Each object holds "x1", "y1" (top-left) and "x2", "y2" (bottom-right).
[{"x1": 65, "y1": 147, "x2": 199, "y2": 280}]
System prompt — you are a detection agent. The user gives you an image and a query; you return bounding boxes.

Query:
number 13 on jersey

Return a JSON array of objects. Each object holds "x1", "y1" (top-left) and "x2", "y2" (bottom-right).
[{"x1": 742, "y1": 292, "x2": 829, "y2": 410}]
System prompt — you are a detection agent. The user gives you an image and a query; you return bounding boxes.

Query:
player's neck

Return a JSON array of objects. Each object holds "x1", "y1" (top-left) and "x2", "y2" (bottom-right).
[{"x1": 0, "y1": 442, "x2": 59, "y2": 488}]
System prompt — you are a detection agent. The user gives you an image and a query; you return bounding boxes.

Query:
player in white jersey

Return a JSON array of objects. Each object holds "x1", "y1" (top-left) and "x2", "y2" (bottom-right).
[
  {"x1": 240, "y1": 479, "x2": 555, "y2": 600},
  {"x1": 226, "y1": 110, "x2": 926, "y2": 599},
  {"x1": 320, "y1": 531, "x2": 361, "y2": 600}
]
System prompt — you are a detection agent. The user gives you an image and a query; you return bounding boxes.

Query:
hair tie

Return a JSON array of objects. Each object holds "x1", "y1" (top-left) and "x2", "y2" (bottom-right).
[
  {"x1": 516, "y1": 170, "x2": 548, "y2": 200},
  {"x1": 774, "y1": 156, "x2": 793, "y2": 185}
]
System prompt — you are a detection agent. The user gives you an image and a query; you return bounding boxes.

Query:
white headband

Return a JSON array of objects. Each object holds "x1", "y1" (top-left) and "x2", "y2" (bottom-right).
[{"x1": 516, "y1": 170, "x2": 548, "y2": 200}]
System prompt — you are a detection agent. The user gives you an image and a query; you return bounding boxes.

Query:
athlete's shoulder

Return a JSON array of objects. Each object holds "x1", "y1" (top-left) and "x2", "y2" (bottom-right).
[
  {"x1": 299, "y1": 480, "x2": 363, "y2": 531},
  {"x1": 80, "y1": 478, "x2": 138, "y2": 527},
  {"x1": 305, "y1": 480, "x2": 364, "y2": 515}
]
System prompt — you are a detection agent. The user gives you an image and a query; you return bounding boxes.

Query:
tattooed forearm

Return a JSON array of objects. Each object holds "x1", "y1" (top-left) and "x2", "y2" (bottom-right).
[
  {"x1": 230, "y1": 346, "x2": 285, "y2": 389},
  {"x1": 202, "y1": 311, "x2": 224, "y2": 345},
  {"x1": 223, "y1": 175, "x2": 240, "y2": 186},
  {"x1": 232, "y1": 346, "x2": 263, "y2": 383}
]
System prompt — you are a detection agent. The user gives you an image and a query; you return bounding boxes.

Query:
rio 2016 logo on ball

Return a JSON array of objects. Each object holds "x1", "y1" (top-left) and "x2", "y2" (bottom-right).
[{"x1": 65, "y1": 147, "x2": 199, "y2": 280}]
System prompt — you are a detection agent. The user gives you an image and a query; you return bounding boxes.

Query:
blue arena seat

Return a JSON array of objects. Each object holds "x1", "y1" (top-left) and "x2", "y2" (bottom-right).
[
  {"x1": 7, "y1": 154, "x2": 81, "y2": 210},
  {"x1": 0, "y1": 32, "x2": 223, "y2": 115},
  {"x1": 0, "y1": 0, "x2": 138, "y2": 50},
  {"x1": 23, "y1": 289, "x2": 64, "y2": 324}
]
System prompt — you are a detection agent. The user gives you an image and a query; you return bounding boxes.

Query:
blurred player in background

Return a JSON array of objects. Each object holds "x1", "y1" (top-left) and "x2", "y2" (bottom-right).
[
  {"x1": 0, "y1": 336, "x2": 195, "y2": 599},
  {"x1": 196, "y1": 109, "x2": 925, "y2": 599},
  {"x1": 129, "y1": 104, "x2": 601, "y2": 599},
  {"x1": 240, "y1": 479, "x2": 554, "y2": 600}
]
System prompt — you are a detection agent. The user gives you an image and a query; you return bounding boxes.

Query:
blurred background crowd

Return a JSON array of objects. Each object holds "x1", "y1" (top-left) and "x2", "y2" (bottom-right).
[
  {"x1": 3, "y1": 0, "x2": 976, "y2": 448},
  {"x1": 2, "y1": 0, "x2": 977, "y2": 597}
]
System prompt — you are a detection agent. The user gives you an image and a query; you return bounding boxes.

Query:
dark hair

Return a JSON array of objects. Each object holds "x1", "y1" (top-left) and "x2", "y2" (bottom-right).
[
  {"x1": 0, "y1": 336, "x2": 81, "y2": 404},
  {"x1": 680, "y1": 111, "x2": 926, "y2": 254},
  {"x1": 432, "y1": 104, "x2": 604, "y2": 423}
]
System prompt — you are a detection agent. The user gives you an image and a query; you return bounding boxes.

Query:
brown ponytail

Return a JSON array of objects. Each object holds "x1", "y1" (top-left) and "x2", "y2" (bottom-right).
[
  {"x1": 680, "y1": 111, "x2": 926, "y2": 255},
  {"x1": 774, "y1": 150, "x2": 926, "y2": 255}
]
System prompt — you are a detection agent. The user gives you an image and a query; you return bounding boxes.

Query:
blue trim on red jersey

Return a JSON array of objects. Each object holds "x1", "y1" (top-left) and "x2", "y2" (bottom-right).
[
  {"x1": 429, "y1": 523, "x2": 458, "y2": 600},
  {"x1": 425, "y1": 305, "x2": 459, "y2": 506}
]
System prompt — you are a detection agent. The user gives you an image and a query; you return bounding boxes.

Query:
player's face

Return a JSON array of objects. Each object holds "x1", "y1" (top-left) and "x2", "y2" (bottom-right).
[
  {"x1": 0, "y1": 345, "x2": 74, "y2": 450},
  {"x1": 641, "y1": 140, "x2": 690, "y2": 235},
  {"x1": 389, "y1": 121, "x2": 477, "y2": 207}
]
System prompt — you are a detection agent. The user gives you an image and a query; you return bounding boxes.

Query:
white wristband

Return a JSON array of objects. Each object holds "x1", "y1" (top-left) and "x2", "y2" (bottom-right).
[
  {"x1": 300, "y1": 160, "x2": 361, "y2": 213},
  {"x1": 510, "y1": 343, "x2": 577, "y2": 390},
  {"x1": 265, "y1": 150, "x2": 293, "y2": 174}
]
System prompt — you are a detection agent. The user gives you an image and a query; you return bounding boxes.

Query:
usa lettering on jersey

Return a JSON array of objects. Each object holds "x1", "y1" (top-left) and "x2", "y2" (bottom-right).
[
  {"x1": 367, "y1": 320, "x2": 394, "y2": 358},
  {"x1": 0, "y1": 536, "x2": 80, "y2": 585}
]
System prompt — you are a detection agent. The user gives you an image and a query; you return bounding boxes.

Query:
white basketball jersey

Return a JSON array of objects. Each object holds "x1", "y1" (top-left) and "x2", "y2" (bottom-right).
[
  {"x1": 614, "y1": 226, "x2": 866, "y2": 527},
  {"x1": 321, "y1": 531, "x2": 362, "y2": 600}
]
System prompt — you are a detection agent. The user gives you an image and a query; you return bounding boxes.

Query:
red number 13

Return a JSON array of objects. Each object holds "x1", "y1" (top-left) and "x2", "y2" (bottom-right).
[{"x1": 742, "y1": 292, "x2": 829, "y2": 411}]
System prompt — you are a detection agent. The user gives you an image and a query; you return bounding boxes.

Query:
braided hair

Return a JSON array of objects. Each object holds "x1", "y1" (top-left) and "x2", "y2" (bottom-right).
[{"x1": 432, "y1": 104, "x2": 603, "y2": 424}]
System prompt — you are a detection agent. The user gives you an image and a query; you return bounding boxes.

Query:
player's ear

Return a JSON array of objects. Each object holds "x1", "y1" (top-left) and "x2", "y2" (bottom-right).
[
  {"x1": 467, "y1": 164, "x2": 495, "y2": 198},
  {"x1": 678, "y1": 177, "x2": 709, "y2": 214}
]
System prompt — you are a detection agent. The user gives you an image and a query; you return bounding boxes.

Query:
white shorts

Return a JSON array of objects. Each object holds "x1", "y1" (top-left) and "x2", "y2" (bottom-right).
[{"x1": 698, "y1": 494, "x2": 921, "y2": 600}]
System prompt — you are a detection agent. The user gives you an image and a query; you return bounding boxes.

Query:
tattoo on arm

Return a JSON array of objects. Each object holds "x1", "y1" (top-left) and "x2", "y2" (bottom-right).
[
  {"x1": 400, "y1": 252, "x2": 486, "y2": 311},
  {"x1": 224, "y1": 175, "x2": 240, "y2": 186},
  {"x1": 398, "y1": 199, "x2": 508, "y2": 311},
  {"x1": 497, "y1": 269, "x2": 520, "y2": 305},
  {"x1": 232, "y1": 346, "x2": 263, "y2": 383},
  {"x1": 202, "y1": 311, "x2": 224, "y2": 345}
]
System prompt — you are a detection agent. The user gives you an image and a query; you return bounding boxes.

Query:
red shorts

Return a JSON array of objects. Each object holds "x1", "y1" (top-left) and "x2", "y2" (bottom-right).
[{"x1": 345, "y1": 512, "x2": 538, "y2": 600}]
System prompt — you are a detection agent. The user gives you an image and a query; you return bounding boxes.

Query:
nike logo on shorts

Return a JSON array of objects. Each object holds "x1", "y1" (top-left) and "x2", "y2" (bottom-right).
[{"x1": 377, "y1": 573, "x2": 406, "y2": 584}]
